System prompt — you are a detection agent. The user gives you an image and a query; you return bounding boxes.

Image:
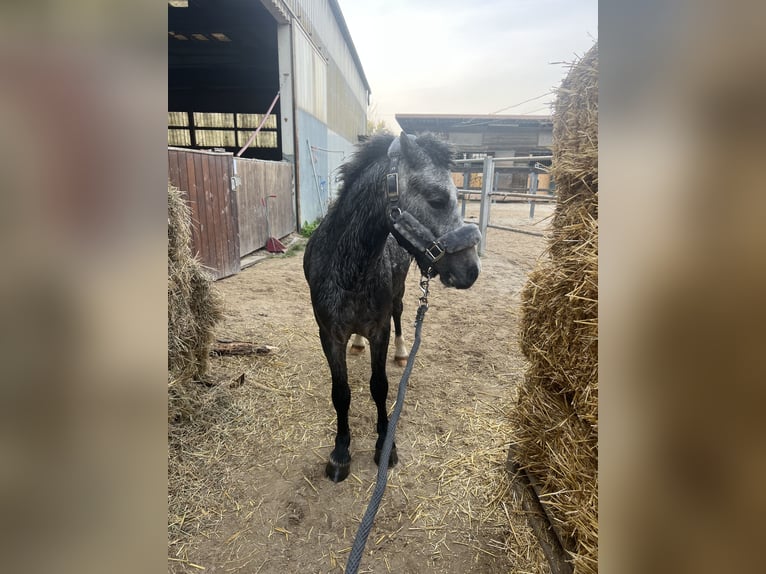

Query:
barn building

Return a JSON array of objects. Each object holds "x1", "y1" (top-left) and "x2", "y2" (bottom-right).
[
  {"x1": 396, "y1": 114, "x2": 554, "y2": 193},
  {"x1": 395, "y1": 113, "x2": 553, "y2": 159},
  {"x1": 168, "y1": 0, "x2": 371, "y2": 230}
]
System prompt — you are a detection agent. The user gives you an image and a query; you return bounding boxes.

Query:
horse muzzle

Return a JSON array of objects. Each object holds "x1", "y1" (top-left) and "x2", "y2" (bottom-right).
[
  {"x1": 436, "y1": 246, "x2": 481, "y2": 289},
  {"x1": 389, "y1": 210, "x2": 481, "y2": 287}
]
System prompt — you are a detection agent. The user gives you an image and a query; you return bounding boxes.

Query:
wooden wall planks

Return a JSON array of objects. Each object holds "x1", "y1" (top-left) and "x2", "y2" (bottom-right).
[
  {"x1": 234, "y1": 158, "x2": 294, "y2": 257},
  {"x1": 168, "y1": 148, "x2": 294, "y2": 278},
  {"x1": 168, "y1": 148, "x2": 240, "y2": 279}
]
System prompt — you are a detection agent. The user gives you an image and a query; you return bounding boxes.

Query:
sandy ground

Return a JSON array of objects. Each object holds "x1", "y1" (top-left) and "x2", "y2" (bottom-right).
[{"x1": 169, "y1": 201, "x2": 555, "y2": 574}]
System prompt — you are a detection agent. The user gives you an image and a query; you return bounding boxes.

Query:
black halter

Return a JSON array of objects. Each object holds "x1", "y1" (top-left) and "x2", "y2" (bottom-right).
[{"x1": 385, "y1": 135, "x2": 481, "y2": 275}]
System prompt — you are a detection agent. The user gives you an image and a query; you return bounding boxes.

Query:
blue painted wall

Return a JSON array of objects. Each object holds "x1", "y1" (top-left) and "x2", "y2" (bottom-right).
[
  {"x1": 296, "y1": 110, "x2": 358, "y2": 226},
  {"x1": 296, "y1": 110, "x2": 328, "y2": 226}
]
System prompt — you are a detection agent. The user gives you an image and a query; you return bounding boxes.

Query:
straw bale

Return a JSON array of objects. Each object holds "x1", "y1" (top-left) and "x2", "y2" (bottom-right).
[
  {"x1": 550, "y1": 43, "x2": 598, "y2": 205},
  {"x1": 168, "y1": 183, "x2": 223, "y2": 422},
  {"x1": 512, "y1": 382, "x2": 598, "y2": 573},
  {"x1": 512, "y1": 42, "x2": 598, "y2": 574},
  {"x1": 520, "y1": 211, "x2": 598, "y2": 427}
]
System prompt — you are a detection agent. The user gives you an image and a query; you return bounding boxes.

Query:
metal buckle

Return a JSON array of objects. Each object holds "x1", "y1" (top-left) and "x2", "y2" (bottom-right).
[
  {"x1": 386, "y1": 173, "x2": 399, "y2": 202},
  {"x1": 425, "y1": 241, "x2": 445, "y2": 263}
]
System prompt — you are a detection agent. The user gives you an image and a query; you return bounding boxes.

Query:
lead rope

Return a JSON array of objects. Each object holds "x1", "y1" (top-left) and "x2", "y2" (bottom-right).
[{"x1": 344, "y1": 270, "x2": 432, "y2": 574}]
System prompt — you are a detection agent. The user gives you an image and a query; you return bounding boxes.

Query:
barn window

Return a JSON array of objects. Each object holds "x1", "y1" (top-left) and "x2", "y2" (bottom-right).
[
  {"x1": 167, "y1": 111, "x2": 278, "y2": 150},
  {"x1": 193, "y1": 112, "x2": 234, "y2": 128},
  {"x1": 168, "y1": 112, "x2": 191, "y2": 146},
  {"x1": 168, "y1": 129, "x2": 191, "y2": 146},
  {"x1": 195, "y1": 130, "x2": 236, "y2": 147},
  {"x1": 237, "y1": 130, "x2": 278, "y2": 148},
  {"x1": 236, "y1": 113, "x2": 277, "y2": 130},
  {"x1": 168, "y1": 112, "x2": 188, "y2": 126}
]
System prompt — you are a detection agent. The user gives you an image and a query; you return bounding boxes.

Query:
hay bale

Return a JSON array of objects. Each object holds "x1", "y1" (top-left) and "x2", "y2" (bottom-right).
[
  {"x1": 168, "y1": 183, "x2": 223, "y2": 422},
  {"x1": 514, "y1": 382, "x2": 598, "y2": 572},
  {"x1": 549, "y1": 42, "x2": 598, "y2": 262},
  {"x1": 512, "y1": 42, "x2": 598, "y2": 574},
  {"x1": 550, "y1": 43, "x2": 598, "y2": 205},
  {"x1": 520, "y1": 212, "x2": 598, "y2": 427}
]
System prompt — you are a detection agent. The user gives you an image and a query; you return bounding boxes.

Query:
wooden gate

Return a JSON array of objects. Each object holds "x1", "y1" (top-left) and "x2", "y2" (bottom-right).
[
  {"x1": 233, "y1": 158, "x2": 294, "y2": 257},
  {"x1": 168, "y1": 148, "x2": 240, "y2": 280}
]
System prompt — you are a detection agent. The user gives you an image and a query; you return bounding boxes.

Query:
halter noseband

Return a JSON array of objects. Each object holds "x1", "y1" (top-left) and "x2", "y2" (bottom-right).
[{"x1": 385, "y1": 135, "x2": 481, "y2": 274}]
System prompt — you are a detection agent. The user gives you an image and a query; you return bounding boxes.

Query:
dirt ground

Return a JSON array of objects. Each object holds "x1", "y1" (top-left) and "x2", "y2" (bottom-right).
[{"x1": 169, "y1": 201, "x2": 555, "y2": 574}]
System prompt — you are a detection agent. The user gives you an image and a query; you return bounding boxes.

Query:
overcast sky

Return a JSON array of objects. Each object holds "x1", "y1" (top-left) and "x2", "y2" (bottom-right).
[{"x1": 336, "y1": 0, "x2": 598, "y2": 131}]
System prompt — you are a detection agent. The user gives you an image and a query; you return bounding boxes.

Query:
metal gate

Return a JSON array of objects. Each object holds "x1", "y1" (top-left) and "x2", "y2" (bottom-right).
[{"x1": 454, "y1": 155, "x2": 556, "y2": 255}]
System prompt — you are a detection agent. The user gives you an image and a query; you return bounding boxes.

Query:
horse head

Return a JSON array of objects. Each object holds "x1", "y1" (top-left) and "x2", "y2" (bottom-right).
[{"x1": 387, "y1": 132, "x2": 481, "y2": 289}]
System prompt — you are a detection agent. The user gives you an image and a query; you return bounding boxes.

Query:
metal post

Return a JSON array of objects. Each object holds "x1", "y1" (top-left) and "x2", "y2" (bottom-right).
[
  {"x1": 461, "y1": 169, "x2": 469, "y2": 218},
  {"x1": 529, "y1": 170, "x2": 539, "y2": 219},
  {"x1": 477, "y1": 156, "x2": 494, "y2": 256},
  {"x1": 307, "y1": 139, "x2": 325, "y2": 217}
]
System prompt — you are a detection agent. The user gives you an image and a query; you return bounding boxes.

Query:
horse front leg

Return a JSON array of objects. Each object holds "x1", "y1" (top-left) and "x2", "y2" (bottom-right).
[
  {"x1": 368, "y1": 329, "x2": 398, "y2": 468},
  {"x1": 392, "y1": 295, "x2": 409, "y2": 367},
  {"x1": 320, "y1": 330, "x2": 352, "y2": 482}
]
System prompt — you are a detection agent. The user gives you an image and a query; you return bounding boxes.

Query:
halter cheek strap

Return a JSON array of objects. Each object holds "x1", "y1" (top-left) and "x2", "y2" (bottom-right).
[{"x1": 385, "y1": 134, "x2": 416, "y2": 220}]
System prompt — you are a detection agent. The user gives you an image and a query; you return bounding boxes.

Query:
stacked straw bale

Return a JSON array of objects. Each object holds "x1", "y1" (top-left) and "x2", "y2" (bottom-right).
[
  {"x1": 168, "y1": 183, "x2": 223, "y2": 422},
  {"x1": 513, "y1": 42, "x2": 598, "y2": 574}
]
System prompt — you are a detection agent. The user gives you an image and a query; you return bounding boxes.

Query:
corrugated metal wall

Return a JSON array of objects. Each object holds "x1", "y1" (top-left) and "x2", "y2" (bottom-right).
[
  {"x1": 293, "y1": 24, "x2": 328, "y2": 122},
  {"x1": 281, "y1": 0, "x2": 369, "y2": 225},
  {"x1": 286, "y1": 0, "x2": 367, "y2": 140},
  {"x1": 286, "y1": 0, "x2": 367, "y2": 109},
  {"x1": 483, "y1": 128, "x2": 542, "y2": 148},
  {"x1": 327, "y1": 61, "x2": 366, "y2": 142}
]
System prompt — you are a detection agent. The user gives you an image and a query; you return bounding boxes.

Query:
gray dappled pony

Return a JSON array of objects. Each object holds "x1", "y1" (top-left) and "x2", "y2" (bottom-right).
[{"x1": 303, "y1": 132, "x2": 480, "y2": 482}]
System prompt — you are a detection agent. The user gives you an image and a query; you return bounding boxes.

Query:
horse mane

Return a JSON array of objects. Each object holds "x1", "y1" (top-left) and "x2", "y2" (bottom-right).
[
  {"x1": 336, "y1": 132, "x2": 454, "y2": 204},
  {"x1": 337, "y1": 132, "x2": 395, "y2": 196},
  {"x1": 412, "y1": 133, "x2": 454, "y2": 169}
]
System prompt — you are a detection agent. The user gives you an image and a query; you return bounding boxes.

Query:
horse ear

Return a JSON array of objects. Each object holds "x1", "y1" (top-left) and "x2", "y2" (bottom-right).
[
  {"x1": 398, "y1": 131, "x2": 410, "y2": 155},
  {"x1": 399, "y1": 132, "x2": 413, "y2": 155},
  {"x1": 398, "y1": 132, "x2": 424, "y2": 166}
]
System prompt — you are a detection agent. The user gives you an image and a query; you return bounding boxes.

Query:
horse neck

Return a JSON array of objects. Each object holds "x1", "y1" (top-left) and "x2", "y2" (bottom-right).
[{"x1": 328, "y1": 174, "x2": 390, "y2": 264}]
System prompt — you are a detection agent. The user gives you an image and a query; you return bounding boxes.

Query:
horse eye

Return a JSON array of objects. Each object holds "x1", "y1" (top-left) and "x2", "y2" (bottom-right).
[{"x1": 428, "y1": 196, "x2": 449, "y2": 209}]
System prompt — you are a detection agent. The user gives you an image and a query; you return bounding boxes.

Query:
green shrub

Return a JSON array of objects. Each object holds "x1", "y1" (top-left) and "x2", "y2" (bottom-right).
[
  {"x1": 300, "y1": 218, "x2": 321, "y2": 238},
  {"x1": 282, "y1": 242, "x2": 305, "y2": 257}
]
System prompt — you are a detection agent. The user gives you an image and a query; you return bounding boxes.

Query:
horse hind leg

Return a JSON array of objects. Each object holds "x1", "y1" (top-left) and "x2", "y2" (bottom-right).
[
  {"x1": 348, "y1": 334, "x2": 366, "y2": 355},
  {"x1": 320, "y1": 330, "x2": 352, "y2": 482},
  {"x1": 368, "y1": 330, "x2": 398, "y2": 468},
  {"x1": 392, "y1": 296, "x2": 409, "y2": 367}
]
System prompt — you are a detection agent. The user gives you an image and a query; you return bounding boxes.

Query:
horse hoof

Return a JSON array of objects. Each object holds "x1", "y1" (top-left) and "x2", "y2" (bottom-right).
[
  {"x1": 325, "y1": 458, "x2": 351, "y2": 482},
  {"x1": 394, "y1": 356, "x2": 408, "y2": 367},
  {"x1": 374, "y1": 446, "x2": 398, "y2": 468},
  {"x1": 348, "y1": 344, "x2": 365, "y2": 356}
]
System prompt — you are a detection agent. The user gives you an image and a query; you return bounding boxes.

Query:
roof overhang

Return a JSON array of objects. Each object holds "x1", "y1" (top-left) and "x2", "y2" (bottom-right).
[{"x1": 396, "y1": 113, "x2": 553, "y2": 132}]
